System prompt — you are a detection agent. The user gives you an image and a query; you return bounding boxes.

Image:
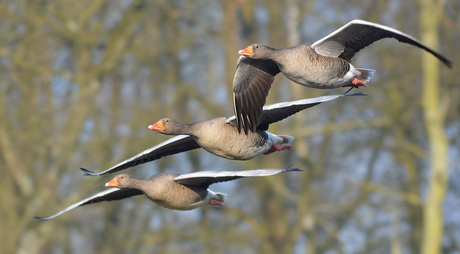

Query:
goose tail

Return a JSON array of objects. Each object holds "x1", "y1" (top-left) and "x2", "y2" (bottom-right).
[{"x1": 356, "y1": 68, "x2": 375, "y2": 83}]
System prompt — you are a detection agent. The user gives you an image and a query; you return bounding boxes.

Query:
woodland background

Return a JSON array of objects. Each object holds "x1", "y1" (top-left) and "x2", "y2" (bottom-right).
[{"x1": 1, "y1": 0, "x2": 459, "y2": 253}]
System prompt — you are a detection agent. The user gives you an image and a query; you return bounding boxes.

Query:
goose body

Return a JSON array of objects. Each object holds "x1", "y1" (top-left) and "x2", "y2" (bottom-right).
[
  {"x1": 35, "y1": 168, "x2": 301, "y2": 221},
  {"x1": 262, "y1": 45, "x2": 362, "y2": 89},
  {"x1": 82, "y1": 93, "x2": 362, "y2": 176},
  {"x1": 148, "y1": 117, "x2": 293, "y2": 161},
  {"x1": 106, "y1": 173, "x2": 218, "y2": 211},
  {"x1": 234, "y1": 19, "x2": 452, "y2": 133}
]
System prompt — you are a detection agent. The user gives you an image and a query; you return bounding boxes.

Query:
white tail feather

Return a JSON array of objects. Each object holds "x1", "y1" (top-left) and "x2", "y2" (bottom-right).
[
  {"x1": 215, "y1": 193, "x2": 226, "y2": 203},
  {"x1": 278, "y1": 135, "x2": 295, "y2": 145},
  {"x1": 356, "y1": 68, "x2": 375, "y2": 83},
  {"x1": 208, "y1": 190, "x2": 227, "y2": 203}
]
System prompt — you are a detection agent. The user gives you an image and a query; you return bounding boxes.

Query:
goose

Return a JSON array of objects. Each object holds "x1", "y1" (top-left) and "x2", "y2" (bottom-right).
[
  {"x1": 35, "y1": 167, "x2": 301, "y2": 221},
  {"x1": 82, "y1": 92, "x2": 363, "y2": 176},
  {"x1": 234, "y1": 19, "x2": 452, "y2": 133}
]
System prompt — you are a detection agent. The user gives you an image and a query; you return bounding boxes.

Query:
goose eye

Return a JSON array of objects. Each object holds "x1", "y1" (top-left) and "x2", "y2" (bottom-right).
[
  {"x1": 255, "y1": 45, "x2": 259, "y2": 49},
  {"x1": 165, "y1": 119, "x2": 170, "y2": 123}
]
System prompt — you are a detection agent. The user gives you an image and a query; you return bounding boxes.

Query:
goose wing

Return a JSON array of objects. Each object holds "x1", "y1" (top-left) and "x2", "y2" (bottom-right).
[
  {"x1": 311, "y1": 19, "x2": 452, "y2": 66},
  {"x1": 232, "y1": 56, "x2": 280, "y2": 134},
  {"x1": 174, "y1": 167, "x2": 301, "y2": 187},
  {"x1": 256, "y1": 92, "x2": 365, "y2": 129},
  {"x1": 227, "y1": 92, "x2": 365, "y2": 130},
  {"x1": 34, "y1": 188, "x2": 143, "y2": 221},
  {"x1": 81, "y1": 135, "x2": 200, "y2": 176}
]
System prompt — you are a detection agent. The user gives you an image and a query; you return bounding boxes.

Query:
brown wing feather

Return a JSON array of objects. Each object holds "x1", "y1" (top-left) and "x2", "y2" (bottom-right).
[{"x1": 232, "y1": 56, "x2": 280, "y2": 134}]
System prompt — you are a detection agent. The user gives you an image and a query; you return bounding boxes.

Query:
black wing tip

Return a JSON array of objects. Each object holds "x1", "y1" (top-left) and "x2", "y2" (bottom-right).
[
  {"x1": 80, "y1": 168, "x2": 99, "y2": 176},
  {"x1": 444, "y1": 59, "x2": 453, "y2": 69},
  {"x1": 239, "y1": 125, "x2": 254, "y2": 135},
  {"x1": 344, "y1": 91, "x2": 367, "y2": 97},
  {"x1": 236, "y1": 121, "x2": 247, "y2": 135},
  {"x1": 244, "y1": 126, "x2": 251, "y2": 135},
  {"x1": 428, "y1": 50, "x2": 452, "y2": 68},
  {"x1": 283, "y1": 167, "x2": 303, "y2": 172},
  {"x1": 34, "y1": 216, "x2": 49, "y2": 222},
  {"x1": 432, "y1": 54, "x2": 453, "y2": 68},
  {"x1": 235, "y1": 115, "x2": 252, "y2": 135}
]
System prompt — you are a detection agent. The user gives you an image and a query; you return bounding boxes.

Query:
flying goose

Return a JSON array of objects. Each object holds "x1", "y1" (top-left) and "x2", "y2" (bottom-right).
[
  {"x1": 234, "y1": 19, "x2": 452, "y2": 133},
  {"x1": 82, "y1": 92, "x2": 363, "y2": 176},
  {"x1": 35, "y1": 167, "x2": 301, "y2": 221}
]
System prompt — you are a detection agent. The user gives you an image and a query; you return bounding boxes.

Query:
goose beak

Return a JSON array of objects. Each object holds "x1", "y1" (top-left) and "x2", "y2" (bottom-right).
[
  {"x1": 238, "y1": 45, "x2": 254, "y2": 57},
  {"x1": 148, "y1": 120, "x2": 164, "y2": 132},
  {"x1": 105, "y1": 177, "x2": 119, "y2": 187}
]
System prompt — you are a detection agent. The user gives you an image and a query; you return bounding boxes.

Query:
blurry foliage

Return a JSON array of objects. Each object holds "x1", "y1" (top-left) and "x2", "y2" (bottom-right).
[{"x1": 0, "y1": 0, "x2": 458, "y2": 253}]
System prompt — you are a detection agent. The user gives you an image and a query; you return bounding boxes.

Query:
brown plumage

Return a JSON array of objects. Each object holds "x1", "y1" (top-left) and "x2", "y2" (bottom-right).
[
  {"x1": 148, "y1": 117, "x2": 293, "y2": 161},
  {"x1": 233, "y1": 19, "x2": 453, "y2": 133},
  {"x1": 80, "y1": 93, "x2": 364, "y2": 176},
  {"x1": 104, "y1": 174, "x2": 221, "y2": 210},
  {"x1": 35, "y1": 168, "x2": 301, "y2": 221}
]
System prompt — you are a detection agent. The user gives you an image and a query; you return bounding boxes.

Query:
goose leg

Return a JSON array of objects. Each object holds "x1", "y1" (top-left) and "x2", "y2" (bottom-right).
[
  {"x1": 264, "y1": 143, "x2": 292, "y2": 155},
  {"x1": 343, "y1": 77, "x2": 367, "y2": 88},
  {"x1": 208, "y1": 198, "x2": 223, "y2": 207}
]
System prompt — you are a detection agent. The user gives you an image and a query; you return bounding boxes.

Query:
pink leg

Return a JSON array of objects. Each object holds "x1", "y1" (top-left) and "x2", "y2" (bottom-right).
[
  {"x1": 343, "y1": 77, "x2": 367, "y2": 88},
  {"x1": 264, "y1": 143, "x2": 292, "y2": 155},
  {"x1": 208, "y1": 198, "x2": 223, "y2": 207}
]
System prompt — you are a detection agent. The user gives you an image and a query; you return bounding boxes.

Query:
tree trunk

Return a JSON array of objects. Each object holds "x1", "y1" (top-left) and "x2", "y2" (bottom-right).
[{"x1": 419, "y1": 1, "x2": 449, "y2": 253}]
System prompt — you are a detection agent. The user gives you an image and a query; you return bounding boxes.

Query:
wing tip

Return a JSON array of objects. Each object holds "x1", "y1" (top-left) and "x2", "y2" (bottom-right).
[
  {"x1": 34, "y1": 216, "x2": 49, "y2": 222},
  {"x1": 444, "y1": 59, "x2": 453, "y2": 69},
  {"x1": 244, "y1": 126, "x2": 251, "y2": 135},
  {"x1": 80, "y1": 168, "x2": 99, "y2": 176},
  {"x1": 235, "y1": 113, "x2": 251, "y2": 135},
  {"x1": 343, "y1": 91, "x2": 367, "y2": 97},
  {"x1": 251, "y1": 123, "x2": 257, "y2": 133},
  {"x1": 237, "y1": 120, "x2": 243, "y2": 134},
  {"x1": 283, "y1": 167, "x2": 303, "y2": 172}
]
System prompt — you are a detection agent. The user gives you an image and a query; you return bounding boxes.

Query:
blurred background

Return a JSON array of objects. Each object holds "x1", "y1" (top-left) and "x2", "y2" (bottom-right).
[{"x1": 1, "y1": 0, "x2": 458, "y2": 253}]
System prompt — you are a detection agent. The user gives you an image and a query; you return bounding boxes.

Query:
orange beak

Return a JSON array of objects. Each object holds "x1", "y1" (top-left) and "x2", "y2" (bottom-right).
[
  {"x1": 238, "y1": 45, "x2": 254, "y2": 57},
  {"x1": 105, "y1": 177, "x2": 119, "y2": 187},
  {"x1": 148, "y1": 120, "x2": 164, "y2": 132}
]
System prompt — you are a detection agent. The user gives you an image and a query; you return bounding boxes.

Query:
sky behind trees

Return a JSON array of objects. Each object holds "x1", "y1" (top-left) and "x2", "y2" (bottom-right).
[{"x1": 1, "y1": 0, "x2": 459, "y2": 253}]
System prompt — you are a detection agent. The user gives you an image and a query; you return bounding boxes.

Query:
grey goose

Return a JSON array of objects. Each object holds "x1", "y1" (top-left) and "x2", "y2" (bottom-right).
[
  {"x1": 234, "y1": 19, "x2": 452, "y2": 133},
  {"x1": 35, "y1": 167, "x2": 301, "y2": 221},
  {"x1": 81, "y1": 92, "x2": 363, "y2": 176}
]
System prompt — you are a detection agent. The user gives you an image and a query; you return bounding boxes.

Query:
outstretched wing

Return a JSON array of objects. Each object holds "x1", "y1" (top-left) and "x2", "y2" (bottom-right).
[
  {"x1": 81, "y1": 135, "x2": 200, "y2": 176},
  {"x1": 257, "y1": 92, "x2": 365, "y2": 129},
  {"x1": 311, "y1": 19, "x2": 452, "y2": 67},
  {"x1": 232, "y1": 56, "x2": 280, "y2": 134},
  {"x1": 34, "y1": 188, "x2": 143, "y2": 221},
  {"x1": 227, "y1": 92, "x2": 365, "y2": 130},
  {"x1": 174, "y1": 167, "x2": 301, "y2": 187}
]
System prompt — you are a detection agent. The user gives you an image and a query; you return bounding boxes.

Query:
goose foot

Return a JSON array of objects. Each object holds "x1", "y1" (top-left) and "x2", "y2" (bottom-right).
[
  {"x1": 343, "y1": 77, "x2": 367, "y2": 88},
  {"x1": 208, "y1": 198, "x2": 223, "y2": 207},
  {"x1": 264, "y1": 143, "x2": 292, "y2": 155}
]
